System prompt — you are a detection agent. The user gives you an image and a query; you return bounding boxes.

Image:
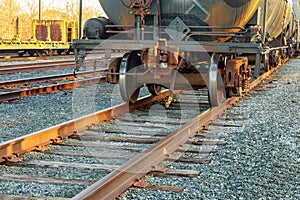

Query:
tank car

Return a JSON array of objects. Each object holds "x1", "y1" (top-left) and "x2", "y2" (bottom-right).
[
  {"x1": 73, "y1": 0, "x2": 300, "y2": 106},
  {"x1": 83, "y1": 17, "x2": 112, "y2": 39}
]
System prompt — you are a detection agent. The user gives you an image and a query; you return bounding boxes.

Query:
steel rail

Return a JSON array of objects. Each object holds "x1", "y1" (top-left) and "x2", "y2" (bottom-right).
[
  {"x1": 0, "y1": 71, "x2": 105, "y2": 89},
  {"x1": 0, "y1": 57, "x2": 106, "y2": 74},
  {"x1": 0, "y1": 61, "x2": 76, "y2": 74},
  {"x1": 0, "y1": 60, "x2": 74, "y2": 69},
  {"x1": 0, "y1": 91, "x2": 170, "y2": 163},
  {"x1": 72, "y1": 65, "x2": 284, "y2": 200},
  {"x1": 0, "y1": 76, "x2": 106, "y2": 103}
]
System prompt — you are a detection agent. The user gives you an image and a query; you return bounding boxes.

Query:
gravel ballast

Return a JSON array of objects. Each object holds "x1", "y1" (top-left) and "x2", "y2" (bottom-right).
[
  {"x1": 0, "y1": 82, "x2": 124, "y2": 142},
  {"x1": 118, "y1": 59, "x2": 300, "y2": 199}
]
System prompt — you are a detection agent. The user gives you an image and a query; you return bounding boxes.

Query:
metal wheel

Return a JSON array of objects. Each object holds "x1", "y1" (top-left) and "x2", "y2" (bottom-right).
[
  {"x1": 17, "y1": 52, "x2": 24, "y2": 57},
  {"x1": 147, "y1": 84, "x2": 162, "y2": 96},
  {"x1": 119, "y1": 51, "x2": 142, "y2": 104},
  {"x1": 208, "y1": 54, "x2": 226, "y2": 107},
  {"x1": 36, "y1": 51, "x2": 43, "y2": 57},
  {"x1": 45, "y1": 50, "x2": 53, "y2": 56},
  {"x1": 263, "y1": 53, "x2": 270, "y2": 71},
  {"x1": 28, "y1": 50, "x2": 35, "y2": 57}
]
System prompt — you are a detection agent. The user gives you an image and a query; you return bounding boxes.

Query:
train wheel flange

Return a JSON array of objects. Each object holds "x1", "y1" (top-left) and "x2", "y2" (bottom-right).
[
  {"x1": 147, "y1": 84, "x2": 162, "y2": 96},
  {"x1": 263, "y1": 53, "x2": 270, "y2": 71},
  {"x1": 208, "y1": 55, "x2": 226, "y2": 107},
  {"x1": 119, "y1": 51, "x2": 142, "y2": 104}
]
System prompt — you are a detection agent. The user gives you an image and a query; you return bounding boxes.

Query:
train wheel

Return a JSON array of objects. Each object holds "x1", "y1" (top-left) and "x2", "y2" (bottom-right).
[
  {"x1": 17, "y1": 52, "x2": 24, "y2": 57},
  {"x1": 45, "y1": 50, "x2": 53, "y2": 56},
  {"x1": 147, "y1": 84, "x2": 162, "y2": 96},
  {"x1": 28, "y1": 50, "x2": 35, "y2": 57},
  {"x1": 119, "y1": 51, "x2": 142, "y2": 104},
  {"x1": 263, "y1": 53, "x2": 270, "y2": 71},
  {"x1": 208, "y1": 56, "x2": 226, "y2": 107},
  {"x1": 36, "y1": 51, "x2": 43, "y2": 57}
]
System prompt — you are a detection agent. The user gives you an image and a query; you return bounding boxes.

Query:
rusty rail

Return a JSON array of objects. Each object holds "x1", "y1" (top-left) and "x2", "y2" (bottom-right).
[
  {"x1": 0, "y1": 91, "x2": 170, "y2": 163},
  {"x1": 0, "y1": 71, "x2": 104, "y2": 89},
  {"x1": 0, "y1": 61, "x2": 75, "y2": 74},
  {"x1": 0, "y1": 77, "x2": 106, "y2": 103},
  {"x1": 0, "y1": 57, "x2": 106, "y2": 74}
]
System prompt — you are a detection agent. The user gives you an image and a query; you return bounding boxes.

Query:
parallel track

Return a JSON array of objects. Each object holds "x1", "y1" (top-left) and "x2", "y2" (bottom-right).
[
  {"x1": 0, "y1": 76, "x2": 106, "y2": 103},
  {"x1": 0, "y1": 71, "x2": 104, "y2": 89},
  {"x1": 0, "y1": 61, "x2": 75, "y2": 74}
]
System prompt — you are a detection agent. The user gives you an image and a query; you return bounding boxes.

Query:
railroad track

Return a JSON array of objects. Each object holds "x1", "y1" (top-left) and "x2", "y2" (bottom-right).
[
  {"x1": 0, "y1": 60, "x2": 76, "y2": 75},
  {"x1": 0, "y1": 72, "x2": 106, "y2": 103},
  {"x1": 0, "y1": 61, "x2": 284, "y2": 199},
  {"x1": 0, "y1": 71, "x2": 105, "y2": 89},
  {"x1": 0, "y1": 57, "x2": 109, "y2": 102},
  {"x1": 0, "y1": 58, "x2": 107, "y2": 75},
  {"x1": 0, "y1": 54, "x2": 75, "y2": 62}
]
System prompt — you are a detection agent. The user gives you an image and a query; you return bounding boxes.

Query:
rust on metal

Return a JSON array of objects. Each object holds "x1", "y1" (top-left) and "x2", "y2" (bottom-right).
[
  {"x1": 133, "y1": 181, "x2": 149, "y2": 188},
  {"x1": 0, "y1": 77, "x2": 105, "y2": 103},
  {"x1": 0, "y1": 91, "x2": 170, "y2": 163},
  {"x1": 150, "y1": 166, "x2": 168, "y2": 173},
  {"x1": 0, "y1": 61, "x2": 75, "y2": 75},
  {"x1": 0, "y1": 71, "x2": 102, "y2": 89}
]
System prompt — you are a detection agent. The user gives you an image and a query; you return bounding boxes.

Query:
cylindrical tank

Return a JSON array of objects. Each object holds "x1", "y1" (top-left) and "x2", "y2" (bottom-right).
[
  {"x1": 263, "y1": 0, "x2": 294, "y2": 41},
  {"x1": 99, "y1": 0, "x2": 260, "y2": 27},
  {"x1": 83, "y1": 17, "x2": 110, "y2": 39},
  {"x1": 98, "y1": 0, "x2": 294, "y2": 41}
]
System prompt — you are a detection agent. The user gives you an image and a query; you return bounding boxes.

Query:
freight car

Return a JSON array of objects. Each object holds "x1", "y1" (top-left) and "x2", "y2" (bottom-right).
[
  {"x1": 0, "y1": 19, "x2": 78, "y2": 57},
  {"x1": 73, "y1": 0, "x2": 300, "y2": 106}
]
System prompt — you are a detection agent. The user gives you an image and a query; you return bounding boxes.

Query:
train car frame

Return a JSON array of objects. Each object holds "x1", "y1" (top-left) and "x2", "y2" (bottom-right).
[
  {"x1": 72, "y1": 0, "x2": 300, "y2": 106},
  {"x1": 0, "y1": 19, "x2": 78, "y2": 57}
]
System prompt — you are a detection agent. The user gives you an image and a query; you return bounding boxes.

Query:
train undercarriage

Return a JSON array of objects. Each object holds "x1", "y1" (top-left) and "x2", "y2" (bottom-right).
[
  {"x1": 73, "y1": 34, "x2": 294, "y2": 108},
  {"x1": 73, "y1": 1, "x2": 299, "y2": 107}
]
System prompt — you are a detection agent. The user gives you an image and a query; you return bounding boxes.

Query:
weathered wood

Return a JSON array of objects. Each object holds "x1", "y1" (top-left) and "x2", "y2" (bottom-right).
[
  {"x1": 209, "y1": 122, "x2": 243, "y2": 127},
  {"x1": 117, "y1": 117, "x2": 183, "y2": 125},
  {"x1": 189, "y1": 140, "x2": 227, "y2": 146},
  {"x1": 88, "y1": 128, "x2": 168, "y2": 137},
  {"x1": 149, "y1": 169, "x2": 200, "y2": 177},
  {"x1": 134, "y1": 181, "x2": 186, "y2": 192},
  {"x1": 57, "y1": 142, "x2": 142, "y2": 152},
  {"x1": 175, "y1": 157, "x2": 211, "y2": 164},
  {"x1": 18, "y1": 160, "x2": 120, "y2": 171},
  {"x1": 165, "y1": 154, "x2": 181, "y2": 161},
  {"x1": 217, "y1": 116, "x2": 246, "y2": 121},
  {"x1": 0, "y1": 174, "x2": 94, "y2": 186},
  {"x1": 45, "y1": 149, "x2": 135, "y2": 159},
  {"x1": 70, "y1": 134, "x2": 160, "y2": 144},
  {"x1": 109, "y1": 121, "x2": 173, "y2": 129},
  {"x1": 177, "y1": 148, "x2": 218, "y2": 154},
  {"x1": 196, "y1": 133, "x2": 229, "y2": 139}
]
